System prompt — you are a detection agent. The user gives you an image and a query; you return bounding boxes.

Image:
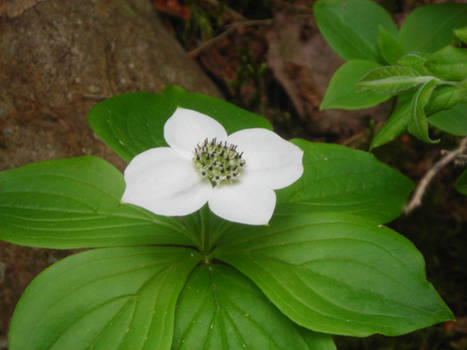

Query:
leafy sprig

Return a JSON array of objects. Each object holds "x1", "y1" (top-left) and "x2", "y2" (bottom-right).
[{"x1": 315, "y1": 0, "x2": 467, "y2": 148}]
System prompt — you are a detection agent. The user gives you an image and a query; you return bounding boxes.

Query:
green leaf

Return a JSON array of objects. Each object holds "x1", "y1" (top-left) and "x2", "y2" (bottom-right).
[
  {"x1": 357, "y1": 66, "x2": 431, "y2": 95},
  {"x1": 426, "y1": 46, "x2": 467, "y2": 81},
  {"x1": 215, "y1": 212, "x2": 454, "y2": 337},
  {"x1": 276, "y1": 139, "x2": 414, "y2": 223},
  {"x1": 321, "y1": 60, "x2": 391, "y2": 110},
  {"x1": 429, "y1": 102, "x2": 467, "y2": 136},
  {"x1": 314, "y1": 0, "x2": 397, "y2": 62},
  {"x1": 426, "y1": 85, "x2": 467, "y2": 115},
  {"x1": 371, "y1": 97, "x2": 411, "y2": 149},
  {"x1": 408, "y1": 80, "x2": 440, "y2": 143},
  {"x1": 9, "y1": 246, "x2": 201, "y2": 350},
  {"x1": 455, "y1": 169, "x2": 467, "y2": 195},
  {"x1": 89, "y1": 86, "x2": 272, "y2": 162},
  {"x1": 378, "y1": 26, "x2": 404, "y2": 65},
  {"x1": 397, "y1": 53, "x2": 430, "y2": 75},
  {"x1": 296, "y1": 328, "x2": 337, "y2": 350},
  {"x1": 0, "y1": 156, "x2": 193, "y2": 249},
  {"x1": 172, "y1": 264, "x2": 336, "y2": 350},
  {"x1": 400, "y1": 3, "x2": 467, "y2": 53},
  {"x1": 461, "y1": 79, "x2": 467, "y2": 90},
  {"x1": 455, "y1": 26, "x2": 467, "y2": 44}
]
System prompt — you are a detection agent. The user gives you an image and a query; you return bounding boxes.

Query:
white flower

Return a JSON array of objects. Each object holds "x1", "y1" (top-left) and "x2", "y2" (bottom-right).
[{"x1": 121, "y1": 107, "x2": 303, "y2": 225}]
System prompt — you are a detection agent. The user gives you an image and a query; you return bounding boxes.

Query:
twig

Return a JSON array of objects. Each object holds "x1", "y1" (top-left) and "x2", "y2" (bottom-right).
[
  {"x1": 404, "y1": 136, "x2": 467, "y2": 215},
  {"x1": 188, "y1": 18, "x2": 273, "y2": 58}
]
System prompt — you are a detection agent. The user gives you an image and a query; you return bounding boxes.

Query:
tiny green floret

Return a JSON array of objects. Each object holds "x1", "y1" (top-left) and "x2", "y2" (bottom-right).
[{"x1": 193, "y1": 138, "x2": 246, "y2": 184}]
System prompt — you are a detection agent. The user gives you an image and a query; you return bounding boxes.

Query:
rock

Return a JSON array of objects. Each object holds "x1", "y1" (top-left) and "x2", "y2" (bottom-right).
[{"x1": 0, "y1": 0, "x2": 220, "y2": 171}]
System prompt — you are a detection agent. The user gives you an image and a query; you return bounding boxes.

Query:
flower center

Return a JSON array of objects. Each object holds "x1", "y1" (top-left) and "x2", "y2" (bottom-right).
[{"x1": 193, "y1": 138, "x2": 246, "y2": 185}]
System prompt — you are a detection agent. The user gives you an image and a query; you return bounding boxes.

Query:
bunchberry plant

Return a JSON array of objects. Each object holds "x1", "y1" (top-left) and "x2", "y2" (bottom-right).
[{"x1": 0, "y1": 86, "x2": 453, "y2": 349}]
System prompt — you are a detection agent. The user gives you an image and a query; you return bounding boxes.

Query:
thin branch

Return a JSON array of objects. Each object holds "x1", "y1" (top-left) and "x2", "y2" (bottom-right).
[
  {"x1": 404, "y1": 136, "x2": 467, "y2": 215},
  {"x1": 188, "y1": 18, "x2": 273, "y2": 58}
]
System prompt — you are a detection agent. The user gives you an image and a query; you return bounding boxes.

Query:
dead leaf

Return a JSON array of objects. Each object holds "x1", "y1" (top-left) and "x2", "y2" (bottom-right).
[
  {"x1": 266, "y1": 11, "x2": 390, "y2": 138},
  {"x1": 154, "y1": 0, "x2": 190, "y2": 19},
  {"x1": 445, "y1": 317, "x2": 467, "y2": 334},
  {"x1": 266, "y1": 12, "x2": 319, "y2": 119}
]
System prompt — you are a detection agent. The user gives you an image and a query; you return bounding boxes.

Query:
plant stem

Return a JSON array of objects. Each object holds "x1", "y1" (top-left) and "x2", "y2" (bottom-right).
[
  {"x1": 404, "y1": 136, "x2": 467, "y2": 214},
  {"x1": 199, "y1": 206, "x2": 209, "y2": 253}
]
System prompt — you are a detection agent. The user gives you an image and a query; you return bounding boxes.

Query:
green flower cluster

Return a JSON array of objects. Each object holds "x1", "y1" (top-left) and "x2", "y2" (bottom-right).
[{"x1": 193, "y1": 138, "x2": 246, "y2": 184}]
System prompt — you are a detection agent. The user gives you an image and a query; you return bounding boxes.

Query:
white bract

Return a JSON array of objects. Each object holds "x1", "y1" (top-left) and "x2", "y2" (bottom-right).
[{"x1": 121, "y1": 108, "x2": 303, "y2": 225}]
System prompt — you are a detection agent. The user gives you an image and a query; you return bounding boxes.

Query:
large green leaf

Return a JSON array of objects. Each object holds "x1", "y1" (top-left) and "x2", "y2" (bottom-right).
[
  {"x1": 314, "y1": 0, "x2": 397, "y2": 62},
  {"x1": 215, "y1": 213, "x2": 454, "y2": 337},
  {"x1": 455, "y1": 26, "x2": 467, "y2": 44},
  {"x1": 408, "y1": 80, "x2": 440, "y2": 143},
  {"x1": 370, "y1": 97, "x2": 411, "y2": 149},
  {"x1": 0, "y1": 156, "x2": 193, "y2": 249},
  {"x1": 89, "y1": 86, "x2": 272, "y2": 162},
  {"x1": 9, "y1": 246, "x2": 201, "y2": 350},
  {"x1": 429, "y1": 102, "x2": 467, "y2": 136},
  {"x1": 455, "y1": 169, "x2": 467, "y2": 196},
  {"x1": 321, "y1": 60, "x2": 391, "y2": 110},
  {"x1": 397, "y1": 53, "x2": 430, "y2": 75},
  {"x1": 357, "y1": 66, "x2": 432, "y2": 95},
  {"x1": 426, "y1": 85, "x2": 467, "y2": 115},
  {"x1": 276, "y1": 139, "x2": 414, "y2": 223},
  {"x1": 425, "y1": 46, "x2": 467, "y2": 81},
  {"x1": 400, "y1": 3, "x2": 467, "y2": 53},
  {"x1": 172, "y1": 264, "x2": 336, "y2": 350},
  {"x1": 378, "y1": 26, "x2": 404, "y2": 65}
]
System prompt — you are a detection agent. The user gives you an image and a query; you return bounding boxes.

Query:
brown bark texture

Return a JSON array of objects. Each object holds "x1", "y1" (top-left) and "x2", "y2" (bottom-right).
[{"x1": 0, "y1": 0, "x2": 220, "y2": 346}]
